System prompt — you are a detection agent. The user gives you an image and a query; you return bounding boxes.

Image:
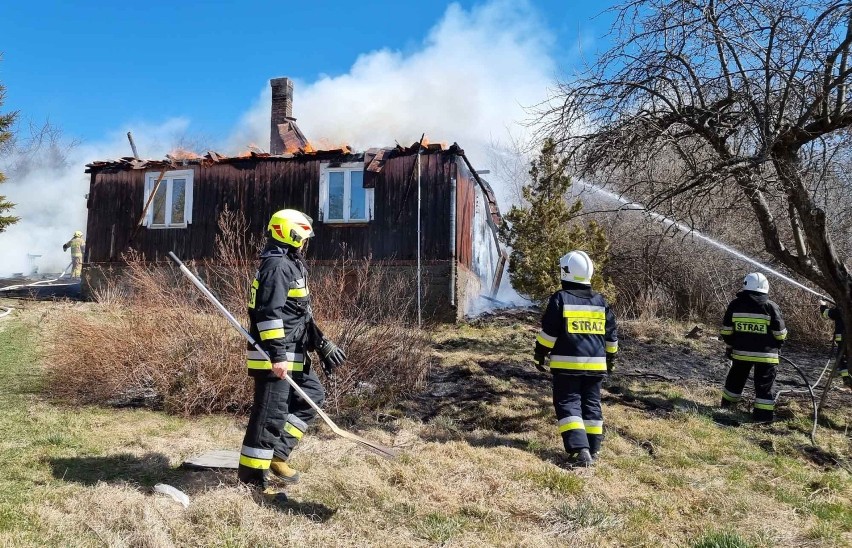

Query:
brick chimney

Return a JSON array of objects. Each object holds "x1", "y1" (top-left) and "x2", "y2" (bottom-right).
[{"x1": 270, "y1": 77, "x2": 294, "y2": 154}]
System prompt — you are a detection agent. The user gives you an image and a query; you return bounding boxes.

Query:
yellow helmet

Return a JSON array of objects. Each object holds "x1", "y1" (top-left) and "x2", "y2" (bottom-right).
[
  {"x1": 73, "y1": 231, "x2": 83, "y2": 238},
  {"x1": 268, "y1": 209, "x2": 314, "y2": 248}
]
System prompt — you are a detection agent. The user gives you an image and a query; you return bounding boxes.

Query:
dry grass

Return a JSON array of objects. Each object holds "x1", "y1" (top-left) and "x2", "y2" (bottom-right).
[{"x1": 3, "y1": 305, "x2": 852, "y2": 546}]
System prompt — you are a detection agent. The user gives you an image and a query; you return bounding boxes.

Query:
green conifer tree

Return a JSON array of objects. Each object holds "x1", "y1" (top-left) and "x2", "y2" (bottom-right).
[
  {"x1": 0, "y1": 60, "x2": 19, "y2": 233},
  {"x1": 500, "y1": 138, "x2": 613, "y2": 306}
]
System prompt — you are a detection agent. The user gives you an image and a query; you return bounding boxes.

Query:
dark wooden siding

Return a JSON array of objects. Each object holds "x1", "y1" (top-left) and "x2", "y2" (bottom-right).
[{"x1": 85, "y1": 151, "x2": 460, "y2": 263}]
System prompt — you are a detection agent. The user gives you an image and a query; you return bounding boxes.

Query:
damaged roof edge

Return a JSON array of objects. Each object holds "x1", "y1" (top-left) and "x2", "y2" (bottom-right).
[
  {"x1": 457, "y1": 147, "x2": 503, "y2": 227},
  {"x1": 85, "y1": 140, "x2": 459, "y2": 173}
]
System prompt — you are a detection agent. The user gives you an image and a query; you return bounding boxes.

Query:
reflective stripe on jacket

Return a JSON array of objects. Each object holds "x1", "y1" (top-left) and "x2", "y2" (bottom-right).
[
  {"x1": 246, "y1": 241, "x2": 323, "y2": 377},
  {"x1": 720, "y1": 291, "x2": 786, "y2": 364},
  {"x1": 535, "y1": 282, "x2": 618, "y2": 376}
]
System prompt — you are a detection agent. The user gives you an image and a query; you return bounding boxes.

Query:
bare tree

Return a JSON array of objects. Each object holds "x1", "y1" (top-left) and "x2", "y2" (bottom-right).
[{"x1": 543, "y1": 0, "x2": 852, "y2": 345}]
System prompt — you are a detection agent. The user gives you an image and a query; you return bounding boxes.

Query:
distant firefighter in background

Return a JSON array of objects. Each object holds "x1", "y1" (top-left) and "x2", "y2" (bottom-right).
[
  {"x1": 719, "y1": 273, "x2": 787, "y2": 422},
  {"x1": 62, "y1": 231, "x2": 85, "y2": 278}
]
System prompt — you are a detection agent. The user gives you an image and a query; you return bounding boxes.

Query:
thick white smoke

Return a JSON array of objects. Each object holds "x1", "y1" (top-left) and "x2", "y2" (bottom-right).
[
  {"x1": 227, "y1": 0, "x2": 555, "y2": 210},
  {"x1": 0, "y1": 118, "x2": 191, "y2": 276}
]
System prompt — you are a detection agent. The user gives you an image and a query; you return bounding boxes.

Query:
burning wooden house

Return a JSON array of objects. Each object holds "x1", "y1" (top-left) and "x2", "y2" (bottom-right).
[{"x1": 83, "y1": 78, "x2": 506, "y2": 320}]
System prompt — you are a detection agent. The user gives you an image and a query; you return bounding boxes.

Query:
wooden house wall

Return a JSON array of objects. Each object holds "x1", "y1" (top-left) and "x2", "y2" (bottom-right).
[
  {"x1": 454, "y1": 158, "x2": 476, "y2": 270},
  {"x1": 85, "y1": 151, "x2": 461, "y2": 264}
]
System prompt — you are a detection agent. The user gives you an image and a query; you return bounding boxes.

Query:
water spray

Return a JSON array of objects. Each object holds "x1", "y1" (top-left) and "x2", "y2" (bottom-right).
[{"x1": 581, "y1": 182, "x2": 833, "y2": 302}]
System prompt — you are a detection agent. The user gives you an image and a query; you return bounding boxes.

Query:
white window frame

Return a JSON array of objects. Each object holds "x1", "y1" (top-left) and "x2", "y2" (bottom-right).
[
  {"x1": 143, "y1": 169, "x2": 194, "y2": 229},
  {"x1": 318, "y1": 162, "x2": 374, "y2": 223}
]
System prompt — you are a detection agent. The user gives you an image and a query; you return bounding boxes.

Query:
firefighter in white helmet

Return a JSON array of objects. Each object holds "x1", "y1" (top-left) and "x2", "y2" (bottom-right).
[
  {"x1": 238, "y1": 209, "x2": 346, "y2": 503},
  {"x1": 62, "y1": 231, "x2": 85, "y2": 278},
  {"x1": 533, "y1": 250, "x2": 618, "y2": 467},
  {"x1": 719, "y1": 273, "x2": 787, "y2": 421}
]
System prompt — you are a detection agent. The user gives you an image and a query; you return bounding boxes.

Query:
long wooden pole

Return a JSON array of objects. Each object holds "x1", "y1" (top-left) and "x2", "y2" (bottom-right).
[
  {"x1": 120, "y1": 166, "x2": 170, "y2": 257},
  {"x1": 168, "y1": 252, "x2": 398, "y2": 460}
]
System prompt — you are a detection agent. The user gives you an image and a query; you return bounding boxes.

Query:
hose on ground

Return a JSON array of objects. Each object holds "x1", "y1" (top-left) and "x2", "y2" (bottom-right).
[
  {"x1": 778, "y1": 355, "x2": 818, "y2": 446},
  {"x1": 0, "y1": 305, "x2": 12, "y2": 318},
  {"x1": 0, "y1": 263, "x2": 73, "y2": 294}
]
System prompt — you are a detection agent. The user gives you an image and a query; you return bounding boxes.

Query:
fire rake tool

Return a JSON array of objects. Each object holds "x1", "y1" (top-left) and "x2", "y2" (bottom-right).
[{"x1": 167, "y1": 252, "x2": 398, "y2": 460}]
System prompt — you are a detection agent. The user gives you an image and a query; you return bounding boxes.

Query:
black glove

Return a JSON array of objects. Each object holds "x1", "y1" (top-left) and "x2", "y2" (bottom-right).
[
  {"x1": 533, "y1": 349, "x2": 548, "y2": 372},
  {"x1": 606, "y1": 353, "x2": 615, "y2": 375},
  {"x1": 725, "y1": 347, "x2": 733, "y2": 360},
  {"x1": 62, "y1": 244, "x2": 69, "y2": 251},
  {"x1": 317, "y1": 338, "x2": 346, "y2": 375}
]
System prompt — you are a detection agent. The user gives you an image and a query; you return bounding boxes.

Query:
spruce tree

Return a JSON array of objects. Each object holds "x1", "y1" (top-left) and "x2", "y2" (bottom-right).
[
  {"x1": 500, "y1": 138, "x2": 613, "y2": 306},
  {"x1": 0, "y1": 61, "x2": 18, "y2": 233}
]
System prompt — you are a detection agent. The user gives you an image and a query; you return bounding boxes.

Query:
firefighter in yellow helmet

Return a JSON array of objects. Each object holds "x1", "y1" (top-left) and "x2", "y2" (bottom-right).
[
  {"x1": 62, "y1": 231, "x2": 85, "y2": 278},
  {"x1": 238, "y1": 209, "x2": 346, "y2": 503}
]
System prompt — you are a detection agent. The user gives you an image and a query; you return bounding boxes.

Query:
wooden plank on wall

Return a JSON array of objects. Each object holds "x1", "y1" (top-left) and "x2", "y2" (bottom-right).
[{"x1": 86, "y1": 152, "x2": 462, "y2": 265}]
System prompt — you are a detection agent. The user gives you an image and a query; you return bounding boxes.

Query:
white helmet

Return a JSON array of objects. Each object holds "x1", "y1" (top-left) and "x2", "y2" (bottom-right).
[
  {"x1": 743, "y1": 272, "x2": 769, "y2": 294},
  {"x1": 560, "y1": 250, "x2": 594, "y2": 285}
]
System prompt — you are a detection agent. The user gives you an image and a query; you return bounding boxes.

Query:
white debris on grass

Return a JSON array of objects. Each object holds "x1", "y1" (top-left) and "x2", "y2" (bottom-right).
[{"x1": 153, "y1": 484, "x2": 189, "y2": 509}]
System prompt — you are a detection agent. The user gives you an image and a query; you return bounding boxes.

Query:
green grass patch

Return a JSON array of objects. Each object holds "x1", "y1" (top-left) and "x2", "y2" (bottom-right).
[
  {"x1": 689, "y1": 530, "x2": 756, "y2": 548},
  {"x1": 415, "y1": 512, "x2": 468, "y2": 543},
  {"x1": 548, "y1": 497, "x2": 623, "y2": 535},
  {"x1": 810, "y1": 501, "x2": 852, "y2": 531},
  {"x1": 522, "y1": 465, "x2": 584, "y2": 496}
]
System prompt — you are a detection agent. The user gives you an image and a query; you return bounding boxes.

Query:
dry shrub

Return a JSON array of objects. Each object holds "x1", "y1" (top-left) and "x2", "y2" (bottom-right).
[
  {"x1": 308, "y1": 253, "x2": 432, "y2": 413},
  {"x1": 48, "y1": 211, "x2": 431, "y2": 416},
  {"x1": 50, "y1": 252, "x2": 251, "y2": 415},
  {"x1": 604, "y1": 220, "x2": 833, "y2": 346}
]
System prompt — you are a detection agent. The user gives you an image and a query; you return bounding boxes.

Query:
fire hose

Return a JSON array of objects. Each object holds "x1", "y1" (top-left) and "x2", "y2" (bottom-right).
[
  {"x1": 0, "y1": 263, "x2": 75, "y2": 294},
  {"x1": 776, "y1": 344, "x2": 848, "y2": 447},
  {"x1": 777, "y1": 355, "x2": 819, "y2": 446},
  {"x1": 167, "y1": 252, "x2": 398, "y2": 460}
]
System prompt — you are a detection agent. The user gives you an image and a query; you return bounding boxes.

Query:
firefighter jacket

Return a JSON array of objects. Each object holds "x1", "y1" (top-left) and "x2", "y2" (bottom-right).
[
  {"x1": 64, "y1": 236, "x2": 85, "y2": 258},
  {"x1": 820, "y1": 303, "x2": 845, "y2": 344},
  {"x1": 246, "y1": 241, "x2": 324, "y2": 378},
  {"x1": 535, "y1": 281, "x2": 618, "y2": 376},
  {"x1": 720, "y1": 291, "x2": 787, "y2": 364}
]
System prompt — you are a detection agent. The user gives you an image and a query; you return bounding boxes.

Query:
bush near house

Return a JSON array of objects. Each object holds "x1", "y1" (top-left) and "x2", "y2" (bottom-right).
[{"x1": 46, "y1": 213, "x2": 431, "y2": 416}]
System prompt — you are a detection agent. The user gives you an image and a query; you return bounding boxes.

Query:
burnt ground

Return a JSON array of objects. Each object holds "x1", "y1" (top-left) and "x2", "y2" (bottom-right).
[
  {"x1": 405, "y1": 310, "x2": 851, "y2": 456},
  {"x1": 0, "y1": 274, "x2": 82, "y2": 300}
]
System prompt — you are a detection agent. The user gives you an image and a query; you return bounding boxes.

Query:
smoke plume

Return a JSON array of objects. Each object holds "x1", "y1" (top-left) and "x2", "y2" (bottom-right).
[
  {"x1": 227, "y1": 0, "x2": 555, "y2": 209},
  {"x1": 0, "y1": 119, "x2": 191, "y2": 276}
]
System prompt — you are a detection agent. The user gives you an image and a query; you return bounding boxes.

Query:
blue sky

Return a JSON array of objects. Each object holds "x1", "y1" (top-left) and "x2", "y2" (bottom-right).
[{"x1": 1, "y1": 1, "x2": 615, "y2": 145}]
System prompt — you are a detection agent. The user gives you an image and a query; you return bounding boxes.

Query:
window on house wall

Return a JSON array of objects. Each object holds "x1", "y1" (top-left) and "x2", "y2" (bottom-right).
[
  {"x1": 143, "y1": 170, "x2": 194, "y2": 228},
  {"x1": 319, "y1": 162, "x2": 374, "y2": 223}
]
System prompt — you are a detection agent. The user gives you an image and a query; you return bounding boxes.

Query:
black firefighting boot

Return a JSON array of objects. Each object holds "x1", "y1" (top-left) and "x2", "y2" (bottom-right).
[
  {"x1": 567, "y1": 448, "x2": 594, "y2": 468},
  {"x1": 270, "y1": 456, "x2": 301, "y2": 484},
  {"x1": 841, "y1": 372, "x2": 852, "y2": 389},
  {"x1": 751, "y1": 407, "x2": 774, "y2": 423}
]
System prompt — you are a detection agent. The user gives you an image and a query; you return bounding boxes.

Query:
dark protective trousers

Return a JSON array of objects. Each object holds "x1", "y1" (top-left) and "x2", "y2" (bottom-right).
[
  {"x1": 553, "y1": 374, "x2": 604, "y2": 455},
  {"x1": 720, "y1": 360, "x2": 776, "y2": 421},
  {"x1": 237, "y1": 368, "x2": 325, "y2": 487},
  {"x1": 838, "y1": 348, "x2": 849, "y2": 381}
]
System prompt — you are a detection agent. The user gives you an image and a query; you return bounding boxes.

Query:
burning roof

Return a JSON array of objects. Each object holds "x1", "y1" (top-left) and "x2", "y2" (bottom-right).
[{"x1": 86, "y1": 140, "x2": 456, "y2": 172}]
